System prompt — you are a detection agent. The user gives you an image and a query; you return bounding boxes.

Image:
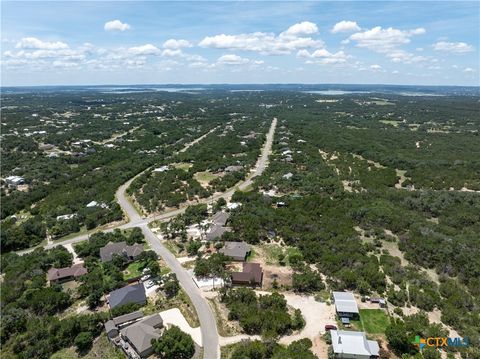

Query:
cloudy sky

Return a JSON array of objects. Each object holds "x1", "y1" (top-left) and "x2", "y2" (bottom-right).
[{"x1": 1, "y1": 1, "x2": 479, "y2": 86}]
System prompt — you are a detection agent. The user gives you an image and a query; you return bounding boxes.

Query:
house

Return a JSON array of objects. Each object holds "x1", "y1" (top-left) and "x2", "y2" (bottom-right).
[
  {"x1": 219, "y1": 241, "x2": 251, "y2": 261},
  {"x1": 56, "y1": 214, "x2": 77, "y2": 221},
  {"x1": 225, "y1": 165, "x2": 243, "y2": 173},
  {"x1": 333, "y1": 292, "x2": 359, "y2": 319},
  {"x1": 206, "y1": 225, "x2": 230, "y2": 241},
  {"x1": 212, "y1": 211, "x2": 230, "y2": 226},
  {"x1": 153, "y1": 165, "x2": 169, "y2": 173},
  {"x1": 231, "y1": 262, "x2": 263, "y2": 286},
  {"x1": 105, "y1": 311, "x2": 144, "y2": 339},
  {"x1": 330, "y1": 330, "x2": 379, "y2": 359},
  {"x1": 100, "y1": 241, "x2": 144, "y2": 262},
  {"x1": 108, "y1": 283, "x2": 147, "y2": 309},
  {"x1": 5, "y1": 175, "x2": 25, "y2": 187},
  {"x1": 120, "y1": 314, "x2": 163, "y2": 358},
  {"x1": 86, "y1": 200, "x2": 98, "y2": 208},
  {"x1": 47, "y1": 263, "x2": 88, "y2": 284},
  {"x1": 227, "y1": 202, "x2": 241, "y2": 210}
]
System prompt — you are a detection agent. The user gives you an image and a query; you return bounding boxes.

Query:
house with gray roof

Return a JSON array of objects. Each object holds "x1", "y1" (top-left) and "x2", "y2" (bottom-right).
[
  {"x1": 225, "y1": 165, "x2": 243, "y2": 173},
  {"x1": 100, "y1": 241, "x2": 144, "y2": 263},
  {"x1": 108, "y1": 283, "x2": 147, "y2": 309},
  {"x1": 120, "y1": 314, "x2": 163, "y2": 358},
  {"x1": 333, "y1": 291, "x2": 359, "y2": 319},
  {"x1": 212, "y1": 211, "x2": 230, "y2": 226},
  {"x1": 105, "y1": 310, "x2": 145, "y2": 339},
  {"x1": 330, "y1": 330, "x2": 379, "y2": 359},
  {"x1": 206, "y1": 225, "x2": 230, "y2": 241},
  {"x1": 219, "y1": 241, "x2": 251, "y2": 261}
]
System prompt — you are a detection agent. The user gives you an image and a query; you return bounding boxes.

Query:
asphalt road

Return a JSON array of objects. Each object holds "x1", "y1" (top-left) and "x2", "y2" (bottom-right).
[{"x1": 16, "y1": 119, "x2": 277, "y2": 359}]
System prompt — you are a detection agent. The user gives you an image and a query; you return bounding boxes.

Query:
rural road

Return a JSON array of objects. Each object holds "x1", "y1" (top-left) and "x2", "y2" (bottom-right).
[{"x1": 17, "y1": 118, "x2": 277, "y2": 359}]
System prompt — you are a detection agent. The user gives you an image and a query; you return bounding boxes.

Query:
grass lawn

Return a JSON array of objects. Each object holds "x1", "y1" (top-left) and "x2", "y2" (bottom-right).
[
  {"x1": 359, "y1": 309, "x2": 391, "y2": 334},
  {"x1": 194, "y1": 171, "x2": 220, "y2": 184},
  {"x1": 172, "y1": 162, "x2": 193, "y2": 171},
  {"x1": 163, "y1": 240, "x2": 181, "y2": 257},
  {"x1": 123, "y1": 262, "x2": 144, "y2": 280}
]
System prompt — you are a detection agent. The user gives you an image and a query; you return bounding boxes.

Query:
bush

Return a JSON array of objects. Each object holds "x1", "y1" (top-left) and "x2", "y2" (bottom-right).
[{"x1": 152, "y1": 325, "x2": 195, "y2": 359}]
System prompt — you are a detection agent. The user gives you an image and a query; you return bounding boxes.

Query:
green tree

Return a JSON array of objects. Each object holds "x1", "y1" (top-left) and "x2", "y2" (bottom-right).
[{"x1": 152, "y1": 325, "x2": 195, "y2": 359}]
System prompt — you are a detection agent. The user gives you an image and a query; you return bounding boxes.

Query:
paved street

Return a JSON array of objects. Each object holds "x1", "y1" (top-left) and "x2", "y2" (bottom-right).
[{"x1": 16, "y1": 119, "x2": 277, "y2": 359}]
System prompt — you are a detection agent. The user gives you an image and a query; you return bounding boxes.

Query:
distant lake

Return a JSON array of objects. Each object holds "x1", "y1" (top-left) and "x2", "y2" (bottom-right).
[
  {"x1": 98, "y1": 87, "x2": 206, "y2": 93},
  {"x1": 303, "y1": 90, "x2": 370, "y2": 95}
]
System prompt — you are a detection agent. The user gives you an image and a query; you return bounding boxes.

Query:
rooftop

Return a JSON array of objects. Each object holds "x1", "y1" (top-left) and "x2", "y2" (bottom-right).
[
  {"x1": 99, "y1": 241, "x2": 144, "y2": 262},
  {"x1": 231, "y1": 262, "x2": 263, "y2": 284},
  {"x1": 108, "y1": 283, "x2": 146, "y2": 309},
  {"x1": 219, "y1": 241, "x2": 250, "y2": 261},
  {"x1": 47, "y1": 263, "x2": 88, "y2": 281},
  {"x1": 331, "y1": 330, "x2": 379, "y2": 356},
  {"x1": 333, "y1": 291, "x2": 359, "y2": 314}
]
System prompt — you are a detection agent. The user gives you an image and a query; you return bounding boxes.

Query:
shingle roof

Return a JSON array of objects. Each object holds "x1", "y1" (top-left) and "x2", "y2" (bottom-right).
[
  {"x1": 104, "y1": 320, "x2": 117, "y2": 334},
  {"x1": 99, "y1": 241, "x2": 144, "y2": 262},
  {"x1": 112, "y1": 310, "x2": 143, "y2": 326},
  {"x1": 231, "y1": 262, "x2": 263, "y2": 284},
  {"x1": 206, "y1": 225, "x2": 230, "y2": 241},
  {"x1": 219, "y1": 241, "x2": 250, "y2": 261},
  {"x1": 108, "y1": 283, "x2": 147, "y2": 309},
  {"x1": 331, "y1": 330, "x2": 379, "y2": 356},
  {"x1": 333, "y1": 291, "x2": 359, "y2": 314},
  {"x1": 212, "y1": 211, "x2": 230, "y2": 226},
  {"x1": 47, "y1": 263, "x2": 88, "y2": 281},
  {"x1": 120, "y1": 314, "x2": 163, "y2": 354}
]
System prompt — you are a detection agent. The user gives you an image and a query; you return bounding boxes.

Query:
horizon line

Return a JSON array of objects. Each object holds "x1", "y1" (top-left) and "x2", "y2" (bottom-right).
[{"x1": 2, "y1": 83, "x2": 479, "y2": 88}]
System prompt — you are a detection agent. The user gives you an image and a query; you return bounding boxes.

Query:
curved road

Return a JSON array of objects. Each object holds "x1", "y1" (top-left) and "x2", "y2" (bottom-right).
[{"x1": 18, "y1": 118, "x2": 277, "y2": 359}]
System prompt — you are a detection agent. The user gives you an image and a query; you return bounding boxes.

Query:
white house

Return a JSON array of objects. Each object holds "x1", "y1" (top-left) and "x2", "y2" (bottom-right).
[{"x1": 331, "y1": 330, "x2": 379, "y2": 359}]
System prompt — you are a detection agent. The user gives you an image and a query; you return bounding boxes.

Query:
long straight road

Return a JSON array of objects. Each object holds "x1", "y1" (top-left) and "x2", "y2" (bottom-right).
[{"x1": 17, "y1": 118, "x2": 277, "y2": 359}]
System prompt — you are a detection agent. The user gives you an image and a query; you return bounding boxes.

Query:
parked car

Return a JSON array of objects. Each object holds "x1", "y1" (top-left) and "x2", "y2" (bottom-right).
[
  {"x1": 325, "y1": 324, "x2": 337, "y2": 331},
  {"x1": 142, "y1": 268, "x2": 151, "y2": 274},
  {"x1": 141, "y1": 274, "x2": 151, "y2": 282},
  {"x1": 145, "y1": 280, "x2": 155, "y2": 288}
]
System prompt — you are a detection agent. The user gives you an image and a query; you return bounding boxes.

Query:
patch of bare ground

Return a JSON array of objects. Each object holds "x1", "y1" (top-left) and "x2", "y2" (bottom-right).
[
  {"x1": 263, "y1": 264, "x2": 293, "y2": 290},
  {"x1": 352, "y1": 153, "x2": 385, "y2": 168},
  {"x1": 311, "y1": 336, "x2": 329, "y2": 358}
]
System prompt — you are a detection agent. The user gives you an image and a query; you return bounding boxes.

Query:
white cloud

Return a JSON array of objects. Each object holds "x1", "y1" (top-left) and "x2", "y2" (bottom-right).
[
  {"x1": 127, "y1": 44, "x2": 160, "y2": 56},
  {"x1": 15, "y1": 37, "x2": 69, "y2": 50},
  {"x1": 217, "y1": 54, "x2": 250, "y2": 65},
  {"x1": 161, "y1": 49, "x2": 183, "y2": 57},
  {"x1": 162, "y1": 39, "x2": 192, "y2": 49},
  {"x1": 331, "y1": 21, "x2": 360, "y2": 34},
  {"x1": 387, "y1": 50, "x2": 428, "y2": 64},
  {"x1": 297, "y1": 48, "x2": 349, "y2": 64},
  {"x1": 463, "y1": 67, "x2": 476, "y2": 73},
  {"x1": 199, "y1": 22, "x2": 323, "y2": 55},
  {"x1": 349, "y1": 26, "x2": 425, "y2": 52},
  {"x1": 370, "y1": 64, "x2": 382, "y2": 70},
  {"x1": 433, "y1": 41, "x2": 474, "y2": 53},
  {"x1": 281, "y1": 21, "x2": 318, "y2": 36},
  {"x1": 104, "y1": 20, "x2": 131, "y2": 32}
]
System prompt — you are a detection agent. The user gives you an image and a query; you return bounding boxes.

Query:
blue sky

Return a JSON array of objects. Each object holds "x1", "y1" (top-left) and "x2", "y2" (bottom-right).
[{"x1": 1, "y1": 1, "x2": 479, "y2": 86}]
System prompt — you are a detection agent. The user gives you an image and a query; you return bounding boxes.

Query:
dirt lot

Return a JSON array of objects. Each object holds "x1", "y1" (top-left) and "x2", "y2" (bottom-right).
[{"x1": 263, "y1": 264, "x2": 293, "y2": 290}]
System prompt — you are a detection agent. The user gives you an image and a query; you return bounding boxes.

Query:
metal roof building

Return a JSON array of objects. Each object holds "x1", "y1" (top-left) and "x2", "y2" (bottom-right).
[{"x1": 331, "y1": 330, "x2": 379, "y2": 358}]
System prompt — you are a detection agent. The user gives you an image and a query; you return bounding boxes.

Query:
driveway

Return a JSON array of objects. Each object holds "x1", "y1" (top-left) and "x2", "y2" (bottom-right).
[{"x1": 160, "y1": 308, "x2": 203, "y2": 346}]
